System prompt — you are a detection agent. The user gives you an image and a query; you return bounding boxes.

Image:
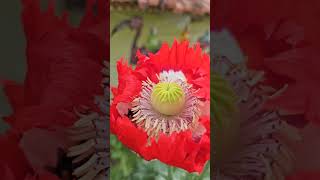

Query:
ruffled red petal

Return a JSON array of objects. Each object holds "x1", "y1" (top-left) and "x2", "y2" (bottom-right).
[
  {"x1": 112, "y1": 60, "x2": 142, "y2": 104},
  {"x1": 1, "y1": 80, "x2": 25, "y2": 113},
  {"x1": 112, "y1": 115, "x2": 210, "y2": 173},
  {"x1": 136, "y1": 40, "x2": 210, "y2": 100},
  {"x1": 0, "y1": 131, "x2": 32, "y2": 180}
]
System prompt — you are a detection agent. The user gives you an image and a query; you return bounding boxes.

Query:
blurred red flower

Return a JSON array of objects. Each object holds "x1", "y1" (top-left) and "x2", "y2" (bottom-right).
[
  {"x1": 213, "y1": 0, "x2": 320, "y2": 125},
  {"x1": 1, "y1": 0, "x2": 107, "y2": 132},
  {"x1": 0, "y1": 0, "x2": 109, "y2": 178},
  {"x1": 212, "y1": 0, "x2": 320, "y2": 179},
  {"x1": 111, "y1": 40, "x2": 210, "y2": 173}
]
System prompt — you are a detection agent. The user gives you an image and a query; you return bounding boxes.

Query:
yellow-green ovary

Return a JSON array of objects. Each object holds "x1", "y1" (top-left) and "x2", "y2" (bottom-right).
[{"x1": 151, "y1": 82, "x2": 185, "y2": 116}]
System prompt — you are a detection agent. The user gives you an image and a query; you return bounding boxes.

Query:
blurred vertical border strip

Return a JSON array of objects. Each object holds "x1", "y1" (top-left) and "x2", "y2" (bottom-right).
[
  {"x1": 107, "y1": 0, "x2": 111, "y2": 179},
  {"x1": 210, "y1": 0, "x2": 214, "y2": 177}
]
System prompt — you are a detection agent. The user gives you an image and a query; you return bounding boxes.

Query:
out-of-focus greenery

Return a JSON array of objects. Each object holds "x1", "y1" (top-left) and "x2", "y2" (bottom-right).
[
  {"x1": 110, "y1": 10, "x2": 210, "y2": 180},
  {"x1": 110, "y1": 10, "x2": 210, "y2": 86},
  {"x1": 111, "y1": 135, "x2": 210, "y2": 180}
]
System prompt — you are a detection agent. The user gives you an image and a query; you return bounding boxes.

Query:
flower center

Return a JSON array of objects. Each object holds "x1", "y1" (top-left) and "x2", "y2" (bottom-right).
[
  {"x1": 130, "y1": 70, "x2": 201, "y2": 142},
  {"x1": 151, "y1": 82, "x2": 185, "y2": 116}
]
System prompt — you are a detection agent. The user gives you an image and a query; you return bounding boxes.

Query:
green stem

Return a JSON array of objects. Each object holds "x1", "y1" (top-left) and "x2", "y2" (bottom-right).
[
  {"x1": 167, "y1": 166, "x2": 173, "y2": 180},
  {"x1": 190, "y1": 175, "x2": 195, "y2": 180}
]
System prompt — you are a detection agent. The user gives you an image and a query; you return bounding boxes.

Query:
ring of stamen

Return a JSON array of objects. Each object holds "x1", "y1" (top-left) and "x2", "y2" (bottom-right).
[{"x1": 130, "y1": 71, "x2": 201, "y2": 142}]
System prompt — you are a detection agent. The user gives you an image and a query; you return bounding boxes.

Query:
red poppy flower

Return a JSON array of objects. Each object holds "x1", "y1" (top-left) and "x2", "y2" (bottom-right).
[
  {"x1": 1, "y1": 0, "x2": 107, "y2": 131},
  {"x1": 111, "y1": 40, "x2": 210, "y2": 173}
]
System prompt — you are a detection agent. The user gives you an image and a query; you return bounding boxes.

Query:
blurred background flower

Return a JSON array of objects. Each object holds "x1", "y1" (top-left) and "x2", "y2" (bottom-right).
[
  {"x1": 0, "y1": 0, "x2": 109, "y2": 179},
  {"x1": 213, "y1": 0, "x2": 320, "y2": 179}
]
